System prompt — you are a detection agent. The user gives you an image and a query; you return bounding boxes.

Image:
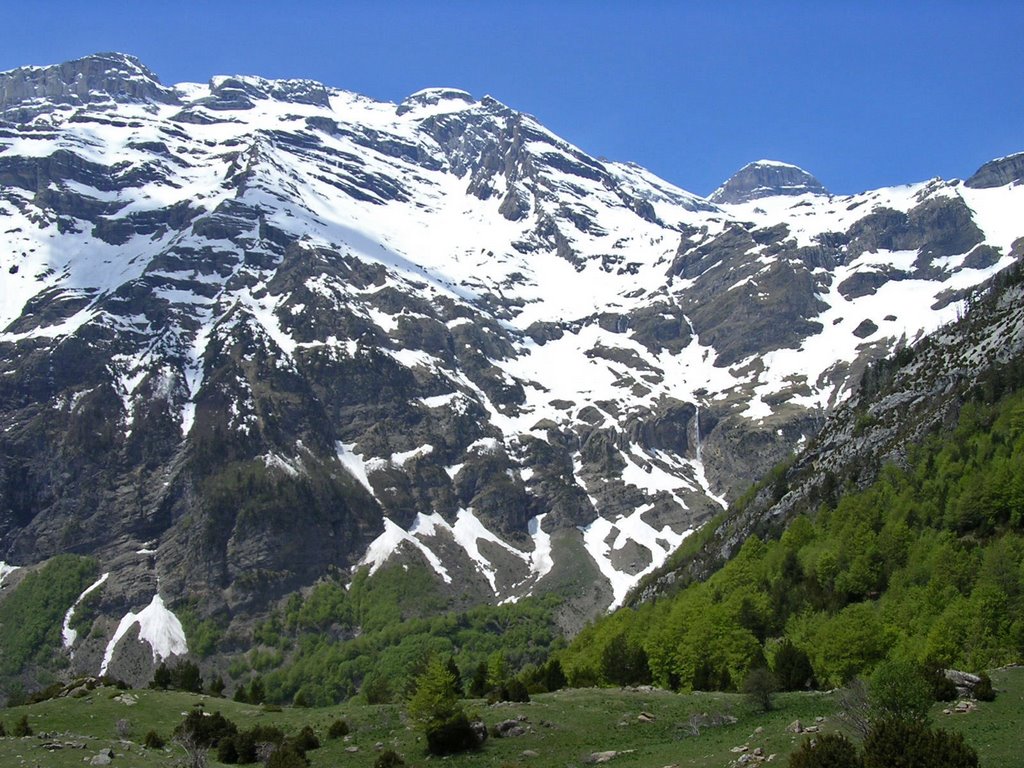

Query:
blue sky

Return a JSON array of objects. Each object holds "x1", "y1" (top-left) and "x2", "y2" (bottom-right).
[{"x1": 2, "y1": 1, "x2": 1021, "y2": 196}]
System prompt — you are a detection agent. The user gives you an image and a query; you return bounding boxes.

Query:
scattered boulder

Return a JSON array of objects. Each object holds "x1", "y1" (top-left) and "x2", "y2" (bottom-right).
[
  {"x1": 585, "y1": 749, "x2": 635, "y2": 764},
  {"x1": 494, "y1": 719, "x2": 527, "y2": 738},
  {"x1": 944, "y1": 669, "x2": 981, "y2": 698},
  {"x1": 637, "y1": 711, "x2": 656, "y2": 722},
  {"x1": 787, "y1": 719, "x2": 803, "y2": 734}
]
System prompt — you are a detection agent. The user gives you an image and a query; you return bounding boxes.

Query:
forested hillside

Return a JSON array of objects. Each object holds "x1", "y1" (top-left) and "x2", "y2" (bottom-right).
[{"x1": 562, "y1": 262, "x2": 1024, "y2": 691}]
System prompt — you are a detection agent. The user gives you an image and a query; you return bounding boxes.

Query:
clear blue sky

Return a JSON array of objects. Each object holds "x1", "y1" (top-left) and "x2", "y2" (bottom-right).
[{"x1": 2, "y1": 1, "x2": 1021, "y2": 196}]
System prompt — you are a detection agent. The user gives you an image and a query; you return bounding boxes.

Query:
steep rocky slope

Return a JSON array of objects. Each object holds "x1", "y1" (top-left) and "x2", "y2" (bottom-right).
[
  {"x1": 0, "y1": 53, "x2": 1021, "y2": 682},
  {"x1": 634, "y1": 257, "x2": 1024, "y2": 602}
]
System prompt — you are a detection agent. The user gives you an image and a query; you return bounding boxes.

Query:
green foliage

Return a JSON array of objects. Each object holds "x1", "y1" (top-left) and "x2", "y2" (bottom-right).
[
  {"x1": 326, "y1": 719, "x2": 349, "y2": 739},
  {"x1": 773, "y1": 640, "x2": 815, "y2": 690},
  {"x1": 175, "y1": 604, "x2": 224, "y2": 658},
  {"x1": 253, "y1": 562, "x2": 562, "y2": 706},
  {"x1": 788, "y1": 733, "x2": 862, "y2": 768},
  {"x1": 173, "y1": 707, "x2": 237, "y2": 748},
  {"x1": 869, "y1": 659, "x2": 933, "y2": 724},
  {"x1": 863, "y1": 719, "x2": 978, "y2": 768},
  {"x1": 12, "y1": 714, "x2": 31, "y2": 737},
  {"x1": 374, "y1": 749, "x2": 406, "y2": 768},
  {"x1": 566, "y1": 386, "x2": 1024, "y2": 690},
  {"x1": 974, "y1": 672, "x2": 996, "y2": 702},
  {"x1": 0, "y1": 555, "x2": 98, "y2": 679},
  {"x1": 150, "y1": 660, "x2": 203, "y2": 693},
  {"x1": 408, "y1": 657, "x2": 460, "y2": 727},
  {"x1": 265, "y1": 744, "x2": 308, "y2": 768},
  {"x1": 742, "y1": 667, "x2": 779, "y2": 712},
  {"x1": 408, "y1": 657, "x2": 482, "y2": 756},
  {"x1": 600, "y1": 632, "x2": 652, "y2": 686},
  {"x1": 143, "y1": 729, "x2": 165, "y2": 749},
  {"x1": 424, "y1": 712, "x2": 481, "y2": 756}
]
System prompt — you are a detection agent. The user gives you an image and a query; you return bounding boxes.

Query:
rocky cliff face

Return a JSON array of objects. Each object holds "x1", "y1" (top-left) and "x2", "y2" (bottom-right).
[
  {"x1": 708, "y1": 160, "x2": 829, "y2": 204},
  {"x1": 0, "y1": 53, "x2": 1021, "y2": 681}
]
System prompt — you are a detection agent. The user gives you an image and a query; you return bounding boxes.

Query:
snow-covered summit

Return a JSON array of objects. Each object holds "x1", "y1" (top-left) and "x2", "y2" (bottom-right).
[{"x1": 0, "y1": 52, "x2": 177, "y2": 116}]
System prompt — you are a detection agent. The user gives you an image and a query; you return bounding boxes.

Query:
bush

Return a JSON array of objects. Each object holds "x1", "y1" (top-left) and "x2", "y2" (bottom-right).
[
  {"x1": 217, "y1": 735, "x2": 240, "y2": 764},
  {"x1": 974, "y1": 672, "x2": 995, "y2": 702},
  {"x1": 327, "y1": 719, "x2": 349, "y2": 739},
  {"x1": 863, "y1": 719, "x2": 979, "y2": 768},
  {"x1": 425, "y1": 712, "x2": 482, "y2": 756},
  {"x1": 0, "y1": 721, "x2": 6, "y2": 737},
  {"x1": 742, "y1": 667, "x2": 779, "y2": 713},
  {"x1": 774, "y1": 640, "x2": 816, "y2": 691},
  {"x1": 143, "y1": 730, "x2": 165, "y2": 749},
  {"x1": 12, "y1": 715, "x2": 32, "y2": 737},
  {"x1": 869, "y1": 659, "x2": 932, "y2": 724},
  {"x1": 374, "y1": 750, "x2": 406, "y2": 768},
  {"x1": 266, "y1": 744, "x2": 309, "y2": 768},
  {"x1": 173, "y1": 708, "x2": 237, "y2": 748},
  {"x1": 788, "y1": 732, "x2": 862, "y2": 768},
  {"x1": 290, "y1": 725, "x2": 320, "y2": 754}
]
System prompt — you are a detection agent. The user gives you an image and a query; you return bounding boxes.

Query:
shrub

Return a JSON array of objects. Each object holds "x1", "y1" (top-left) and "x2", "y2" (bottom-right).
[
  {"x1": 143, "y1": 730, "x2": 165, "y2": 749},
  {"x1": 863, "y1": 719, "x2": 978, "y2": 768},
  {"x1": 0, "y1": 721, "x2": 6, "y2": 737},
  {"x1": 742, "y1": 667, "x2": 779, "y2": 713},
  {"x1": 248, "y1": 676, "x2": 266, "y2": 704},
  {"x1": 327, "y1": 719, "x2": 349, "y2": 739},
  {"x1": 974, "y1": 672, "x2": 995, "y2": 702},
  {"x1": 290, "y1": 725, "x2": 320, "y2": 754},
  {"x1": 173, "y1": 708, "x2": 237, "y2": 748},
  {"x1": 374, "y1": 749, "x2": 406, "y2": 768},
  {"x1": 774, "y1": 640, "x2": 816, "y2": 691},
  {"x1": 217, "y1": 735, "x2": 240, "y2": 764},
  {"x1": 869, "y1": 659, "x2": 932, "y2": 724},
  {"x1": 208, "y1": 675, "x2": 226, "y2": 697},
  {"x1": 12, "y1": 714, "x2": 32, "y2": 737},
  {"x1": 425, "y1": 712, "x2": 482, "y2": 756},
  {"x1": 266, "y1": 744, "x2": 309, "y2": 768},
  {"x1": 788, "y1": 733, "x2": 862, "y2": 768}
]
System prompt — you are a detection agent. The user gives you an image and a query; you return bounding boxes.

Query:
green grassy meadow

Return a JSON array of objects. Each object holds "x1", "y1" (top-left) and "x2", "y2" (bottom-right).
[{"x1": 1, "y1": 667, "x2": 1019, "y2": 767}]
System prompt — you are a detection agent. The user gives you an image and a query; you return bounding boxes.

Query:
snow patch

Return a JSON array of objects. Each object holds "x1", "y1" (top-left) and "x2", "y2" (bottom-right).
[
  {"x1": 62, "y1": 572, "x2": 109, "y2": 651},
  {"x1": 336, "y1": 442, "x2": 378, "y2": 498},
  {"x1": 100, "y1": 594, "x2": 188, "y2": 675},
  {"x1": 358, "y1": 517, "x2": 451, "y2": 583},
  {"x1": 0, "y1": 561, "x2": 19, "y2": 587},
  {"x1": 528, "y1": 514, "x2": 553, "y2": 579}
]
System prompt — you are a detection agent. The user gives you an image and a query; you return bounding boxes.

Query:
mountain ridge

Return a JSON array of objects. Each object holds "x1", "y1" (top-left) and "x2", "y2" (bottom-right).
[{"x1": 0, "y1": 52, "x2": 1021, "y2": 689}]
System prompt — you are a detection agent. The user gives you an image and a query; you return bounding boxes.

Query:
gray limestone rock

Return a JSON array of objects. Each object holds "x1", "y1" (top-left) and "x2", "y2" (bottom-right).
[
  {"x1": 709, "y1": 160, "x2": 828, "y2": 204},
  {"x1": 965, "y1": 152, "x2": 1024, "y2": 189}
]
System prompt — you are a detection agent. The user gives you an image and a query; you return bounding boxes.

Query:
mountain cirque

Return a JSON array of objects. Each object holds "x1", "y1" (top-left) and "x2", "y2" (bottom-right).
[{"x1": 0, "y1": 53, "x2": 1021, "y2": 679}]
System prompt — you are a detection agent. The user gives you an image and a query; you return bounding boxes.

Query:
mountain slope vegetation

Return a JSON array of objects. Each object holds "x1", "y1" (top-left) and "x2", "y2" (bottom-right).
[{"x1": 563, "y1": 261, "x2": 1024, "y2": 690}]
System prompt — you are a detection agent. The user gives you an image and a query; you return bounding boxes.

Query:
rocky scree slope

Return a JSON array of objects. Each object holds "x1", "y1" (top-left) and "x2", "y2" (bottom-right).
[{"x1": 0, "y1": 53, "x2": 1022, "y2": 681}]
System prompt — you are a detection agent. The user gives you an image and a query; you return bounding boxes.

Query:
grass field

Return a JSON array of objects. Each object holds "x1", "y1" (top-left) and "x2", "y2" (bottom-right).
[{"x1": 1, "y1": 667, "x2": 1019, "y2": 767}]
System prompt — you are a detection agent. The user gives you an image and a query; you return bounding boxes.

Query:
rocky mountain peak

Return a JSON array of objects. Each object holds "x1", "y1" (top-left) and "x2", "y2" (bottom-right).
[
  {"x1": 708, "y1": 159, "x2": 829, "y2": 204},
  {"x1": 965, "y1": 151, "x2": 1024, "y2": 189},
  {"x1": 397, "y1": 87, "x2": 476, "y2": 116},
  {"x1": 0, "y1": 52, "x2": 178, "y2": 118}
]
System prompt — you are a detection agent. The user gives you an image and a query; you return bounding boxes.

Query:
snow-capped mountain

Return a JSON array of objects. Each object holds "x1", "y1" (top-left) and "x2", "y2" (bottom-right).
[{"x1": 0, "y1": 53, "x2": 1021, "y2": 676}]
